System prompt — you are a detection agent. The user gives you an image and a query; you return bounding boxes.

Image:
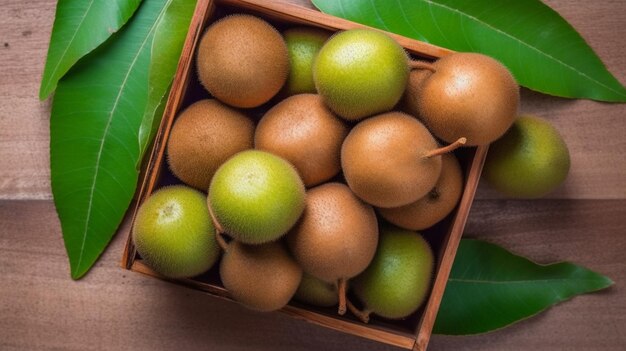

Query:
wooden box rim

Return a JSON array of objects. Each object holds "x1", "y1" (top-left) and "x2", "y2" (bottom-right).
[{"x1": 120, "y1": 1, "x2": 488, "y2": 350}]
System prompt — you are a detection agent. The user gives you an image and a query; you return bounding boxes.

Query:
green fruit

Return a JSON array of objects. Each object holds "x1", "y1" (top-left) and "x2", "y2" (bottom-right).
[
  {"x1": 283, "y1": 27, "x2": 331, "y2": 95},
  {"x1": 484, "y1": 115, "x2": 571, "y2": 198},
  {"x1": 353, "y1": 225, "x2": 434, "y2": 320},
  {"x1": 132, "y1": 185, "x2": 220, "y2": 278},
  {"x1": 313, "y1": 29, "x2": 409, "y2": 121},
  {"x1": 208, "y1": 150, "x2": 306, "y2": 244},
  {"x1": 294, "y1": 273, "x2": 339, "y2": 307},
  {"x1": 220, "y1": 241, "x2": 302, "y2": 312}
]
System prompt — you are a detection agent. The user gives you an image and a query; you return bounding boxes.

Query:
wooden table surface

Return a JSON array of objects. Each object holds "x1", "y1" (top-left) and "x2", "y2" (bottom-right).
[{"x1": 1, "y1": 1, "x2": 625, "y2": 350}]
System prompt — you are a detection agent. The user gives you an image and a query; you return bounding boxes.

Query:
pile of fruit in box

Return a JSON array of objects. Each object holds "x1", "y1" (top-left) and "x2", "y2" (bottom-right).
[{"x1": 132, "y1": 14, "x2": 520, "y2": 323}]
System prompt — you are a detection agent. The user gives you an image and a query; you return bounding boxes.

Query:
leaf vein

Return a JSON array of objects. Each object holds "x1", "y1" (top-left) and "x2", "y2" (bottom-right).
[
  {"x1": 74, "y1": 3, "x2": 167, "y2": 274},
  {"x1": 42, "y1": 0, "x2": 96, "y2": 96},
  {"x1": 369, "y1": 0, "x2": 390, "y2": 30},
  {"x1": 449, "y1": 277, "x2": 605, "y2": 285}
]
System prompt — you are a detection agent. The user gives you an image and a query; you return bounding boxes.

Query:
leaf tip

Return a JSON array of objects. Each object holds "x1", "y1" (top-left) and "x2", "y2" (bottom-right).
[
  {"x1": 602, "y1": 276, "x2": 615, "y2": 288},
  {"x1": 38, "y1": 82, "x2": 52, "y2": 101},
  {"x1": 70, "y1": 263, "x2": 89, "y2": 280}
]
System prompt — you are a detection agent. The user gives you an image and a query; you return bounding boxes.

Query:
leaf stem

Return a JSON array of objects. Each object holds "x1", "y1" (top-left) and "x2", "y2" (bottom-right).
[{"x1": 207, "y1": 199, "x2": 229, "y2": 251}]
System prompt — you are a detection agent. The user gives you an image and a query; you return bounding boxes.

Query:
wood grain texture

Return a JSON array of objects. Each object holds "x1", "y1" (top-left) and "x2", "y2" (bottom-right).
[
  {"x1": 0, "y1": 0, "x2": 625, "y2": 199},
  {"x1": 0, "y1": 0, "x2": 55, "y2": 199},
  {"x1": 1, "y1": 0, "x2": 626, "y2": 350},
  {"x1": 1, "y1": 200, "x2": 623, "y2": 350}
]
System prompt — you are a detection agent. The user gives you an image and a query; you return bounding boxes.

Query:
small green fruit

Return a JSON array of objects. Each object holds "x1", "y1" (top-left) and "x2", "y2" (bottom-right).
[
  {"x1": 209, "y1": 150, "x2": 306, "y2": 244},
  {"x1": 294, "y1": 273, "x2": 339, "y2": 307},
  {"x1": 484, "y1": 115, "x2": 570, "y2": 198},
  {"x1": 132, "y1": 185, "x2": 220, "y2": 278},
  {"x1": 353, "y1": 225, "x2": 434, "y2": 321},
  {"x1": 283, "y1": 27, "x2": 331, "y2": 95},
  {"x1": 313, "y1": 29, "x2": 409, "y2": 121}
]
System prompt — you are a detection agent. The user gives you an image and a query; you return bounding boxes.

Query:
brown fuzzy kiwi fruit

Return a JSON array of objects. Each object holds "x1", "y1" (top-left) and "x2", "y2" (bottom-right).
[
  {"x1": 378, "y1": 153, "x2": 464, "y2": 230},
  {"x1": 341, "y1": 112, "x2": 465, "y2": 208},
  {"x1": 167, "y1": 99, "x2": 254, "y2": 190},
  {"x1": 401, "y1": 67, "x2": 432, "y2": 111},
  {"x1": 286, "y1": 182, "x2": 378, "y2": 314},
  {"x1": 220, "y1": 241, "x2": 302, "y2": 312},
  {"x1": 405, "y1": 53, "x2": 519, "y2": 146},
  {"x1": 197, "y1": 15, "x2": 289, "y2": 108},
  {"x1": 255, "y1": 94, "x2": 348, "y2": 187}
]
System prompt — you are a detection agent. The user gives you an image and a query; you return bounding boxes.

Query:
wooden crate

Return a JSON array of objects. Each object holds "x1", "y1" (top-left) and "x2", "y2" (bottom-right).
[{"x1": 121, "y1": 0, "x2": 488, "y2": 350}]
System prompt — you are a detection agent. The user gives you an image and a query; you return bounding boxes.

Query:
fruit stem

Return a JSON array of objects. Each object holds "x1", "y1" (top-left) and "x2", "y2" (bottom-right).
[
  {"x1": 423, "y1": 137, "x2": 467, "y2": 158},
  {"x1": 215, "y1": 231, "x2": 229, "y2": 252},
  {"x1": 337, "y1": 278, "x2": 348, "y2": 315},
  {"x1": 409, "y1": 60, "x2": 436, "y2": 72},
  {"x1": 346, "y1": 299, "x2": 371, "y2": 323},
  {"x1": 207, "y1": 199, "x2": 229, "y2": 251}
]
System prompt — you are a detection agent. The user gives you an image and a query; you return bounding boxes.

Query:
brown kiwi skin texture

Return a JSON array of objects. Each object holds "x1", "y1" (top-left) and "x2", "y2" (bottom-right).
[
  {"x1": 197, "y1": 15, "x2": 289, "y2": 108},
  {"x1": 341, "y1": 112, "x2": 442, "y2": 208},
  {"x1": 406, "y1": 53, "x2": 519, "y2": 146},
  {"x1": 255, "y1": 94, "x2": 348, "y2": 187},
  {"x1": 378, "y1": 153, "x2": 464, "y2": 230},
  {"x1": 167, "y1": 99, "x2": 254, "y2": 191},
  {"x1": 286, "y1": 182, "x2": 378, "y2": 283},
  {"x1": 220, "y1": 241, "x2": 302, "y2": 312},
  {"x1": 401, "y1": 68, "x2": 432, "y2": 113}
]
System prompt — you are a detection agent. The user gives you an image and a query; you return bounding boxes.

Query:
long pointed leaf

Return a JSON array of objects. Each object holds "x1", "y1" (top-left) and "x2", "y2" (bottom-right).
[
  {"x1": 51, "y1": 0, "x2": 172, "y2": 280},
  {"x1": 138, "y1": 0, "x2": 198, "y2": 161},
  {"x1": 39, "y1": 0, "x2": 142, "y2": 100},
  {"x1": 433, "y1": 239, "x2": 614, "y2": 335},
  {"x1": 312, "y1": 0, "x2": 626, "y2": 102}
]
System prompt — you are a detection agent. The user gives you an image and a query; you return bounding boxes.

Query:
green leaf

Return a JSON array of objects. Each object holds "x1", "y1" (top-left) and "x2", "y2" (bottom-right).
[
  {"x1": 139, "y1": 0, "x2": 197, "y2": 161},
  {"x1": 39, "y1": 0, "x2": 142, "y2": 100},
  {"x1": 433, "y1": 239, "x2": 614, "y2": 335},
  {"x1": 312, "y1": 0, "x2": 626, "y2": 102},
  {"x1": 51, "y1": 0, "x2": 185, "y2": 280}
]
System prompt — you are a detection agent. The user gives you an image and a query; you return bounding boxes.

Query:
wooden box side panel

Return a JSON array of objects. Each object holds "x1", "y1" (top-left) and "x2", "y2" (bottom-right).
[
  {"x1": 414, "y1": 146, "x2": 488, "y2": 351},
  {"x1": 130, "y1": 259, "x2": 418, "y2": 349},
  {"x1": 220, "y1": 0, "x2": 451, "y2": 59},
  {"x1": 122, "y1": 0, "x2": 216, "y2": 269}
]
